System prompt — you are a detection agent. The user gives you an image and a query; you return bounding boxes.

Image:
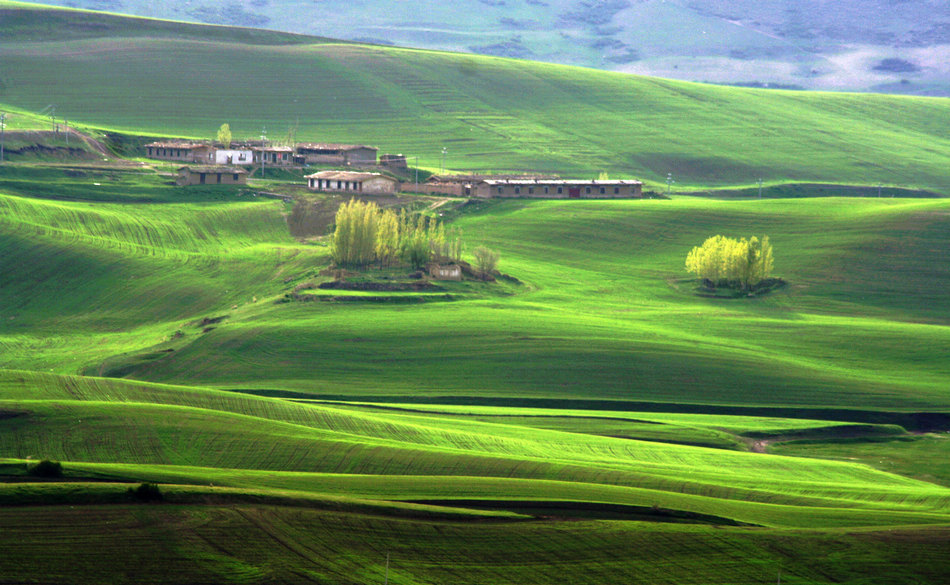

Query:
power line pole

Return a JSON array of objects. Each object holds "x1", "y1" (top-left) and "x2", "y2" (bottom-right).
[
  {"x1": 878, "y1": 182, "x2": 883, "y2": 198},
  {"x1": 666, "y1": 172, "x2": 674, "y2": 196},
  {"x1": 260, "y1": 127, "x2": 267, "y2": 178},
  {"x1": 0, "y1": 112, "x2": 6, "y2": 163},
  {"x1": 411, "y1": 156, "x2": 418, "y2": 192},
  {"x1": 441, "y1": 146, "x2": 447, "y2": 175},
  {"x1": 758, "y1": 177, "x2": 763, "y2": 199},
  {"x1": 384, "y1": 552, "x2": 390, "y2": 585},
  {"x1": 65, "y1": 118, "x2": 69, "y2": 146}
]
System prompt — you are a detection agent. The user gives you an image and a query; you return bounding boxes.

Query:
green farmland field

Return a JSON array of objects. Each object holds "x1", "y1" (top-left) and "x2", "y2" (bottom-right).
[{"x1": 1, "y1": 3, "x2": 950, "y2": 584}]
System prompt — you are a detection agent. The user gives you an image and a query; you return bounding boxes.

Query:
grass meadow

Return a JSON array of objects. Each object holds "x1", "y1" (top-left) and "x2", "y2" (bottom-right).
[{"x1": 1, "y1": 3, "x2": 949, "y2": 583}]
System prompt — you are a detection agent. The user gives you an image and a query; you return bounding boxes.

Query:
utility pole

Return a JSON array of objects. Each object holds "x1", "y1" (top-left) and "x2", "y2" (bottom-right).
[
  {"x1": 0, "y1": 112, "x2": 6, "y2": 163},
  {"x1": 50, "y1": 106, "x2": 56, "y2": 133},
  {"x1": 384, "y1": 552, "x2": 390, "y2": 585},
  {"x1": 758, "y1": 178, "x2": 763, "y2": 198},
  {"x1": 878, "y1": 182, "x2": 883, "y2": 198},
  {"x1": 410, "y1": 156, "x2": 418, "y2": 192},
  {"x1": 441, "y1": 146, "x2": 447, "y2": 175},
  {"x1": 666, "y1": 172, "x2": 674, "y2": 196},
  {"x1": 260, "y1": 127, "x2": 267, "y2": 178},
  {"x1": 65, "y1": 118, "x2": 69, "y2": 146}
]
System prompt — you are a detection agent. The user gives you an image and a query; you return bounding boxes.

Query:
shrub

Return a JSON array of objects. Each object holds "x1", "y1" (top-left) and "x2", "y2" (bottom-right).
[
  {"x1": 128, "y1": 482, "x2": 163, "y2": 502},
  {"x1": 472, "y1": 246, "x2": 500, "y2": 279},
  {"x1": 27, "y1": 459, "x2": 63, "y2": 478}
]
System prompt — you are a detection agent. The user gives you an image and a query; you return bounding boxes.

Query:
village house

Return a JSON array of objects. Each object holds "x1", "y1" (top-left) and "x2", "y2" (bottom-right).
[
  {"x1": 296, "y1": 143, "x2": 378, "y2": 166},
  {"x1": 177, "y1": 166, "x2": 248, "y2": 186},
  {"x1": 252, "y1": 145, "x2": 294, "y2": 166},
  {"x1": 305, "y1": 171, "x2": 399, "y2": 195},
  {"x1": 145, "y1": 141, "x2": 214, "y2": 163},
  {"x1": 214, "y1": 149, "x2": 253, "y2": 165}
]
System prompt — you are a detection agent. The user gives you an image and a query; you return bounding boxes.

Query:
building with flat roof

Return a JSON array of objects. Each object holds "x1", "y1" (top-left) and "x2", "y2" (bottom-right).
[
  {"x1": 145, "y1": 142, "x2": 214, "y2": 163},
  {"x1": 478, "y1": 178, "x2": 642, "y2": 199},
  {"x1": 177, "y1": 166, "x2": 248, "y2": 186},
  {"x1": 252, "y1": 146, "x2": 293, "y2": 166},
  {"x1": 412, "y1": 175, "x2": 642, "y2": 198},
  {"x1": 296, "y1": 143, "x2": 378, "y2": 165},
  {"x1": 305, "y1": 171, "x2": 399, "y2": 195}
]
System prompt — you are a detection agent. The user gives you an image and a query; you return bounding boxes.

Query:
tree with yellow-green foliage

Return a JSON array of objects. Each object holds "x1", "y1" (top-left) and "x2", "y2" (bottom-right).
[
  {"x1": 330, "y1": 199, "x2": 379, "y2": 267},
  {"x1": 685, "y1": 235, "x2": 773, "y2": 290},
  {"x1": 216, "y1": 123, "x2": 231, "y2": 147},
  {"x1": 330, "y1": 200, "x2": 464, "y2": 269}
]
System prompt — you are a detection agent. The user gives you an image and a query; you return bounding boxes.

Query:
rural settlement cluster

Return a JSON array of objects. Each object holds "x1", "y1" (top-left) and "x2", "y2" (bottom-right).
[{"x1": 146, "y1": 140, "x2": 643, "y2": 199}]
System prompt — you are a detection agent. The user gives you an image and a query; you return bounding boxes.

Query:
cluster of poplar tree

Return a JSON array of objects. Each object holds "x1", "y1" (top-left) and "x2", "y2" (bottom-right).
[
  {"x1": 685, "y1": 235, "x2": 774, "y2": 290},
  {"x1": 330, "y1": 199, "x2": 462, "y2": 268}
]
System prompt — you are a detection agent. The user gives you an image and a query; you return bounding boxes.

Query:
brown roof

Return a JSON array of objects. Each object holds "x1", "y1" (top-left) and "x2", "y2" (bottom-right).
[
  {"x1": 147, "y1": 141, "x2": 212, "y2": 149},
  {"x1": 482, "y1": 179, "x2": 642, "y2": 186},
  {"x1": 178, "y1": 166, "x2": 248, "y2": 174},
  {"x1": 296, "y1": 143, "x2": 378, "y2": 152},
  {"x1": 251, "y1": 145, "x2": 294, "y2": 152},
  {"x1": 305, "y1": 171, "x2": 395, "y2": 182},
  {"x1": 428, "y1": 174, "x2": 559, "y2": 184}
]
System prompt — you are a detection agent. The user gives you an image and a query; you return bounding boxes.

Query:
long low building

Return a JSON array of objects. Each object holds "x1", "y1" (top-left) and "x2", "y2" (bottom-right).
[
  {"x1": 146, "y1": 142, "x2": 214, "y2": 163},
  {"x1": 296, "y1": 143, "x2": 378, "y2": 165},
  {"x1": 305, "y1": 171, "x2": 399, "y2": 194},
  {"x1": 414, "y1": 176, "x2": 642, "y2": 198},
  {"x1": 480, "y1": 179, "x2": 642, "y2": 199},
  {"x1": 177, "y1": 166, "x2": 248, "y2": 186}
]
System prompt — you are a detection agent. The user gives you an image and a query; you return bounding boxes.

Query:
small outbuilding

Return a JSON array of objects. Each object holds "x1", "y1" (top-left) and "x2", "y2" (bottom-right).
[
  {"x1": 305, "y1": 171, "x2": 399, "y2": 195},
  {"x1": 177, "y1": 166, "x2": 248, "y2": 186},
  {"x1": 427, "y1": 263, "x2": 462, "y2": 281},
  {"x1": 379, "y1": 154, "x2": 408, "y2": 170}
]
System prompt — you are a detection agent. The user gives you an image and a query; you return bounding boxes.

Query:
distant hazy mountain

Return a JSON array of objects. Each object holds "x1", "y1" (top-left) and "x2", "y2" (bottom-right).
[{"x1": 33, "y1": 0, "x2": 950, "y2": 95}]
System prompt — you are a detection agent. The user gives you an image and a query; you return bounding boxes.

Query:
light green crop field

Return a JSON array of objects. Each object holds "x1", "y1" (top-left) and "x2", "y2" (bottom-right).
[{"x1": 1, "y1": 3, "x2": 950, "y2": 584}]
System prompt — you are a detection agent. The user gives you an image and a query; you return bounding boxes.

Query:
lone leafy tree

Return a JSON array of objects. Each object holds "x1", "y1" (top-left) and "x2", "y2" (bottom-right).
[{"x1": 216, "y1": 123, "x2": 232, "y2": 147}]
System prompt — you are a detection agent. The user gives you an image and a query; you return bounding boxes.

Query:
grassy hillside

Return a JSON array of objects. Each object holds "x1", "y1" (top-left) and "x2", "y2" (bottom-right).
[
  {"x1": 2, "y1": 5, "x2": 950, "y2": 584},
  {"x1": 1, "y1": 4, "x2": 949, "y2": 189}
]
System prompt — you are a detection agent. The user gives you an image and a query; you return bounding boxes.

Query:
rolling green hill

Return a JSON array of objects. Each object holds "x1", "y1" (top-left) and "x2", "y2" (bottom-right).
[
  {"x1": 1, "y1": 3, "x2": 950, "y2": 189},
  {"x1": 2, "y1": 5, "x2": 950, "y2": 584}
]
